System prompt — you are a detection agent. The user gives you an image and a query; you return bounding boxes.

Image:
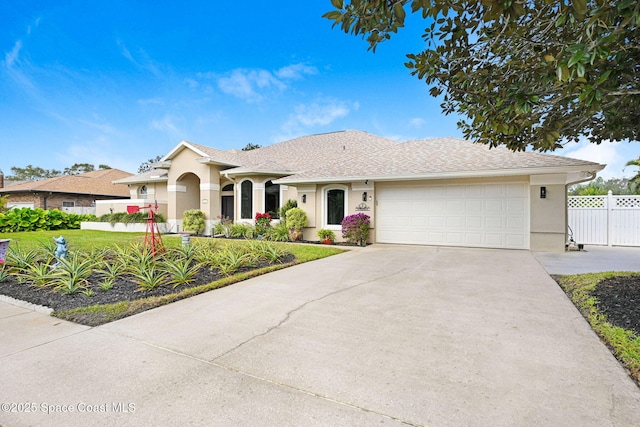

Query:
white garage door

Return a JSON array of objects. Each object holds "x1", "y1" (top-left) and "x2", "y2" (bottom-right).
[{"x1": 376, "y1": 183, "x2": 529, "y2": 249}]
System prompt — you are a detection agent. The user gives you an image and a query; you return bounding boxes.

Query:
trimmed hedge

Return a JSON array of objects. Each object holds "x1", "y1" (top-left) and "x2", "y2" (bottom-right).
[{"x1": 0, "y1": 208, "x2": 97, "y2": 233}]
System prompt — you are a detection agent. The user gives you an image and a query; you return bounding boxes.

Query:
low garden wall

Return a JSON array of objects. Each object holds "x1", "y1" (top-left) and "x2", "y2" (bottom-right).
[{"x1": 81, "y1": 222, "x2": 173, "y2": 233}]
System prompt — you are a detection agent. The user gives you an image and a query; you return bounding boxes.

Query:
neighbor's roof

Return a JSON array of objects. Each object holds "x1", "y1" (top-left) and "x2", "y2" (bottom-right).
[
  {"x1": 275, "y1": 137, "x2": 605, "y2": 184},
  {"x1": 0, "y1": 169, "x2": 133, "y2": 197}
]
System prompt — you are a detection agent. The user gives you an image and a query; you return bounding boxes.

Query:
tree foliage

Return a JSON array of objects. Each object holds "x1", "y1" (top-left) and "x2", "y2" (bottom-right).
[
  {"x1": 569, "y1": 176, "x2": 637, "y2": 195},
  {"x1": 6, "y1": 163, "x2": 111, "y2": 181},
  {"x1": 138, "y1": 155, "x2": 163, "y2": 174},
  {"x1": 625, "y1": 157, "x2": 640, "y2": 192},
  {"x1": 325, "y1": 0, "x2": 640, "y2": 151},
  {"x1": 241, "y1": 143, "x2": 262, "y2": 151}
]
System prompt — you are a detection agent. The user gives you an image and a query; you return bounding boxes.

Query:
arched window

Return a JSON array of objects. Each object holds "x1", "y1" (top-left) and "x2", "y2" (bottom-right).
[
  {"x1": 140, "y1": 185, "x2": 148, "y2": 198},
  {"x1": 240, "y1": 180, "x2": 253, "y2": 219},
  {"x1": 264, "y1": 180, "x2": 280, "y2": 218},
  {"x1": 326, "y1": 188, "x2": 346, "y2": 227}
]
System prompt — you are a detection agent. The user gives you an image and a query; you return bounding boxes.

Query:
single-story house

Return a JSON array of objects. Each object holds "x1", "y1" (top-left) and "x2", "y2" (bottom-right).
[
  {"x1": 111, "y1": 130, "x2": 604, "y2": 252},
  {"x1": 0, "y1": 169, "x2": 133, "y2": 212}
]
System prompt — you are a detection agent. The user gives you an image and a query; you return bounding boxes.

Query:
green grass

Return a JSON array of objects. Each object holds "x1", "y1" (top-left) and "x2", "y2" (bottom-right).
[
  {"x1": 0, "y1": 230, "x2": 347, "y2": 325},
  {"x1": 0, "y1": 229, "x2": 183, "y2": 251},
  {"x1": 555, "y1": 272, "x2": 640, "y2": 385}
]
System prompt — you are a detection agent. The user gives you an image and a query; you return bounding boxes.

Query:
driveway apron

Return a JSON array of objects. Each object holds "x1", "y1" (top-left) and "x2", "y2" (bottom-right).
[{"x1": 1, "y1": 244, "x2": 639, "y2": 426}]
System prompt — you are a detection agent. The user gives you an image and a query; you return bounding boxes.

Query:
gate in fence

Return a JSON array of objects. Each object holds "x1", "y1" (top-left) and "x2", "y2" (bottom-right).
[{"x1": 568, "y1": 191, "x2": 640, "y2": 247}]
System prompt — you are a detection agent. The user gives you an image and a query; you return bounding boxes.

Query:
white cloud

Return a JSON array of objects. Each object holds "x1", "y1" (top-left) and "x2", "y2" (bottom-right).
[
  {"x1": 149, "y1": 114, "x2": 183, "y2": 140},
  {"x1": 217, "y1": 69, "x2": 283, "y2": 101},
  {"x1": 274, "y1": 63, "x2": 317, "y2": 80},
  {"x1": 215, "y1": 63, "x2": 317, "y2": 102},
  {"x1": 409, "y1": 118, "x2": 425, "y2": 128},
  {"x1": 293, "y1": 101, "x2": 351, "y2": 126},
  {"x1": 276, "y1": 98, "x2": 356, "y2": 141},
  {"x1": 561, "y1": 139, "x2": 626, "y2": 179},
  {"x1": 4, "y1": 40, "x2": 22, "y2": 68}
]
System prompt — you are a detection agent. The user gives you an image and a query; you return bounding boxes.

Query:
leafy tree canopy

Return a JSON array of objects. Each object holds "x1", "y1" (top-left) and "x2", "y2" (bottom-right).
[
  {"x1": 626, "y1": 157, "x2": 640, "y2": 192},
  {"x1": 241, "y1": 143, "x2": 262, "y2": 151},
  {"x1": 6, "y1": 163, "x2": 111, "y2": 181},
  {"x1": 324, "y1": 0, "x2": 639, "y2": 151},
  {"x1": 569, "y1": 176, "x2": 637, "y2": 195},
  {"x1": 138, "y1": 155, "x2": 163, "y2": 174}
]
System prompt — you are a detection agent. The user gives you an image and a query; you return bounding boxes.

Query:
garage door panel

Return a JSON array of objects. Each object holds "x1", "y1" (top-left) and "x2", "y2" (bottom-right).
[
  {"x1": 377, "y1": 183, "x2": 529, "y2": 249},
  {"x1": 465, "y1": 200, "x2": 483, "y2": 212}
]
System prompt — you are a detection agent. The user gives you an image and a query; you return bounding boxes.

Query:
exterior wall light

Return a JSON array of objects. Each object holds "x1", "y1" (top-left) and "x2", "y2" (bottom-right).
[
  {"x1": 362, "y1": 191, "x2": 368, "y2": 202},
  {"x1": 540, "y1": 186, "x2": 546, "y2": 199},
  {"x1": 302, "y1": 194, "x2": 306, "y2": 203}
]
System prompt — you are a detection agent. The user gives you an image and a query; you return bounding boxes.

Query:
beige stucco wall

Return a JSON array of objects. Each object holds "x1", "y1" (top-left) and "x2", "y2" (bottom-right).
[{"x1": 529, "y1": 175, "x2": 569, "y2": 252}]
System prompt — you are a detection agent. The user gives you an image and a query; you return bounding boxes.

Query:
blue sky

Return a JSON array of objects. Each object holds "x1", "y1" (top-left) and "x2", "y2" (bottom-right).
[{"x1": 1, "y1": 1, "x2": 638, "y2": 180}]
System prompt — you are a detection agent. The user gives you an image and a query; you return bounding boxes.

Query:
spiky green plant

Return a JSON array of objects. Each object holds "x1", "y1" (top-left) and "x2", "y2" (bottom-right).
[
  {"x1": 131, "y1": 266, "x2": 169, "y2": 291},
  {"x1": 161, "y1": 257, "x2": 202, "y2": 288},
  {"x1": 15, "y1": 261, "x2": 56, "y2": 287},
  {"x1": 264, "y1": 222, "x2": 290, "y2": 242},
  {"x1": 214, "y1": 246, "x2": 251, "y2": 276},
  {"x1": 51, "y1": 252, "x2": 95, "y2": 294}
]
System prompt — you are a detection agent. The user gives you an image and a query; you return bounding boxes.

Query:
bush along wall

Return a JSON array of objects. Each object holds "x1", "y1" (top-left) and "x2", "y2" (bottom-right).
[{"x1": 0, "y1": 208, "x2": 97, "y2": 232}]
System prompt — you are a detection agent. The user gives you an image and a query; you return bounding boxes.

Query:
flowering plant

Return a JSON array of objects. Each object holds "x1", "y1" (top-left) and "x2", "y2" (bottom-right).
[
  {"x1": 255, "y1": 212, "x2": 272, "y2": 235},
  {"x1": 341, "y1": 213, "x2": 370, "y2": 246}
]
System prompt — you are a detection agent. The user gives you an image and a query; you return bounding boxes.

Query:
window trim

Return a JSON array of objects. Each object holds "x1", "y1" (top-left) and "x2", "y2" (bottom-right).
[
  {"x1": 322, "y1": 185, "x2": 348, "y2": 231},
  {"x1": 262, "y1": 178, "x2": 282, "y2": 219},
  {"x1": 239, "y1": 179, "x2": 254, "y2": 220}
]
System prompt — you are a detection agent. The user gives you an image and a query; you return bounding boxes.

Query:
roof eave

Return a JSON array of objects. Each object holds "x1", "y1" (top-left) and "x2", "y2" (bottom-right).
[
  {"x1": 274, "y1": 164, "x2": 606, "y2": 185},
  {"x1": 112, "y1": 177, "x2": 168, "y2": 185},
  {"x1": 198, "y1": 158, "x2": 242, "y2": 167}
]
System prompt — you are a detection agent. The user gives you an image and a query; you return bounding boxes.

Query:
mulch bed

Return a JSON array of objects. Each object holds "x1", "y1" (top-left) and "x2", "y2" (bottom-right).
[
  {"x1": 0, "y1": 254, "x2": 295, "y2": 313},
  {"x1": 591, "y1": 275, "x2": 640, "y2": 336}
]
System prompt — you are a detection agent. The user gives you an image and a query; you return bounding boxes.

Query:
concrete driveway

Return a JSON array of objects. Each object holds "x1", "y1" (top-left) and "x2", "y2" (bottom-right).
[{"x1": 1, "y1": 245, "x2": 639, "y2": 426}]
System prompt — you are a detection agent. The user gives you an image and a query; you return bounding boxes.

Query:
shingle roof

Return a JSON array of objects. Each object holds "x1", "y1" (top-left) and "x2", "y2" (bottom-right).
[
  {"x1": 235, "y1": 130, "x2": 400, "y2": 173},
  {"x1": 0, "y1": 169, "x2": 133, "y2": 197},
  {"x1": 120, "y1": 130, "x2": 604, "y2": 185},
  {"x1": 276, "y1": 137, "x2": 603, "y2": 183}
]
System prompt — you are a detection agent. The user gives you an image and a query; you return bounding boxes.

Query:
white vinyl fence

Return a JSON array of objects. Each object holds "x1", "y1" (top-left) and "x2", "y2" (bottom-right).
[{"x1": 568, "y1": 191, "x2": 640, "y2": 247}]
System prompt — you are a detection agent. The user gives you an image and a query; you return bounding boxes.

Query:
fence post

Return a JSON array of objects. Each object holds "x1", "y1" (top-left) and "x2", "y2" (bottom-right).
[{"x1": 607, "y1": 190, "x2": 613, "y2": 247}]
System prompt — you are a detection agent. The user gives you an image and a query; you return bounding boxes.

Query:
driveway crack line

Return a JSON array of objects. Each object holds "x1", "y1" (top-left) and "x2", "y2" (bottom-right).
[{"x1": 212, "y1": 266, "x2": 410, "y2": 362}]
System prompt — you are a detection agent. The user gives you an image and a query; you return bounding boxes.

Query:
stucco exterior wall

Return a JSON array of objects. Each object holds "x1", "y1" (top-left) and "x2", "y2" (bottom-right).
[
  {"x1": 166, "y1": 148, "x2": 224, "y2": 233},
  {"x1": 529, "y1": 175, "x2": 568, "y2": 252}
]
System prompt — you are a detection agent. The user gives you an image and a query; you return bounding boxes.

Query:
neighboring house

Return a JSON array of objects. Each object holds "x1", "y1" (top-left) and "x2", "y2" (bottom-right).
[
  {"x1": 111, "y1": 130, "x2": 604, "y2": 252},
  {"x1": 0, "y1": 169, "x2": 133, "y2": 212}
]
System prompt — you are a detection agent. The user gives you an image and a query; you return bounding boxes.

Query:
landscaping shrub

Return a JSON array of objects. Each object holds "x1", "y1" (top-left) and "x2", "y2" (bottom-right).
[
  {"x1": 264, "y1": 222, "x2": 290, "y2": 242},
  {"x1": 279, "y1": 199, "x2": 298, "y2": 220},
  {"x1": 285, "y1": 207, "x2": 307, "y2": 241},
  {"x1": 98, "y1": 212, "x2": 165, "y2": 225},
  {"x1": 341, "y1": 213, "x2": 370, "y2": 246},
  {"x1": 0, "y1": 208, "x2": 96, "y2": 233},
  {"x1": 182, "y1": 209, "x2": 206, "y2": 234},
  {"x1": 255, "y1": 212, "x2": 272, "y2": 236}
]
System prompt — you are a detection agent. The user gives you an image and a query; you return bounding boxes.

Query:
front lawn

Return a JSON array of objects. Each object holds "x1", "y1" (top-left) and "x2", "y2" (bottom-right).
[
  {"x1": 554, "y1": 272, "x2": 640, "y2": 385},
  {"x1": 0, "y1": 230, "x2": 345, "y2": 326}
]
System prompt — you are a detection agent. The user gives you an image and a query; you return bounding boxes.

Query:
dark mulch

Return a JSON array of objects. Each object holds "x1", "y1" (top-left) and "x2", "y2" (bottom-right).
[
  {"x1": 591, "y1": 275, "x2": 640, "y2": 336},
  {"x1": 0, "y1": 254, "x2": 295, "y2": 313}
]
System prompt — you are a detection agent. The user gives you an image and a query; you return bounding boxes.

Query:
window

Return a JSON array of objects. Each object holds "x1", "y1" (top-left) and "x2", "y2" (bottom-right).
[
  {"x1": 240, "y1": 180, "x2": 253, "y2": 219},
  {"x1": 140, "y1": 185, "x2": 148, "y2": 198},
  {"x1": 62, "y1": 201, "x2": 75, "y2": 208},
  {"x1": 326, "y1": 188, "x2": 345, "y2": 226},
  {"x1": 264, "y1": 180, "x2": 280, "y2": 218},
  {"x1": 222, "y1": 183, "x2": 234, "y2": 192}
]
